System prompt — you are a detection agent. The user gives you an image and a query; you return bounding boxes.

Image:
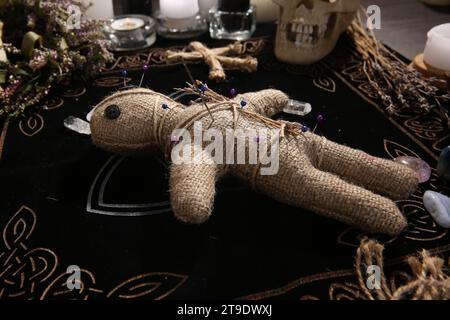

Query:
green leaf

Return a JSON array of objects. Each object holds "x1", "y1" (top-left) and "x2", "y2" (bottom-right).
[
  {"x1": 21, "y1": 31, "x2": 43, "y2": 59},
  {"x1": 14, "y1": 67, "x2": 31, "y2": 77},
  {"x1": 0, "y1": 69, "x2": 6, "y2": 84},
  {"x1": 0, "y1": 45, "x2": 7, "y2": 64},
  {"x1": 59, "y1": 38, "x2": 69, "y2": 51}
]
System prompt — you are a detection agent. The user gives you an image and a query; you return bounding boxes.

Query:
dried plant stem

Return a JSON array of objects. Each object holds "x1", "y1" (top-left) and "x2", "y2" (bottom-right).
[{"x1": 349, "y1": 8, "x2": 449, "y2": 126}]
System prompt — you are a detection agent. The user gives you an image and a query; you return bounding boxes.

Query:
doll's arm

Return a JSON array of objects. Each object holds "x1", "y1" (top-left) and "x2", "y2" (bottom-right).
[
  {"x1": 235, "y1": 89, "x2": 289, "y2": 118},
  {"x1": 169, "y1": 145, "x2": 223, "y2": 224}
]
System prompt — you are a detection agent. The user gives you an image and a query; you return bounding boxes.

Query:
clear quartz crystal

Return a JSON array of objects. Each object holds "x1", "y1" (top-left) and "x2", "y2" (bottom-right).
[
  {"x1": 283, "y1": 99, "x2": 312, "y2": 116},
  {"x1": 394, "y1": 156, "x2": 431, "y2": 183},
  {"x1": 64, "y1": 116, "x2": 91, "y2": 135}
]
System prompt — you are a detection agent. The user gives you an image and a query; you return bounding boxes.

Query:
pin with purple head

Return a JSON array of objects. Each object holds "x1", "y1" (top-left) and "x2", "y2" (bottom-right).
[
  {"x1": 139, "y1": 64, "x2": 149, "y2": 88},
  {"x1": 313, "y1": 114, "x2": 324, "y2": 133}
]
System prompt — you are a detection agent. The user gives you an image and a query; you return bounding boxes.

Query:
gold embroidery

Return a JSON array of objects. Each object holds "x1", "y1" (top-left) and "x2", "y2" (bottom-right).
[
  {"x1": 19, "y1": 114, "x2": 44, "y2": 137},
  {"x1": 0, "y1": 119, "x2": 9, "y2": 161},
  {"x1": 0, "y1": 206, "x2": 188, "y2": 300},
  {"x1": 313, "y1": 77, "x2": 336, "y2": 93}
]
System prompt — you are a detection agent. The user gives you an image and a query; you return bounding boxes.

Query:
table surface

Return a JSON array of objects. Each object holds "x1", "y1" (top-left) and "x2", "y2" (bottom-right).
[
  {"x1": 0, "y1": 7, "x2": 449, "y2": 301},
  {"x1": 361, "y1": 0, "x2": 450, "y2": 60}
]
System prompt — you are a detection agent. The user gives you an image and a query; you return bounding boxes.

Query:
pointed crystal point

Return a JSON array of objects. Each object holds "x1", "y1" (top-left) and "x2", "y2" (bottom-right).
[
  {"x1": 423, "y1": 191, "x2": 450, "y2": 228},
  {"x1": 283, "y1": 99, "x2": 312, "y2": 116},
  {"x1": 394, "y1": 156, "x2": 431, "y2": 183},
  {"x1": 64, "y1": 116, "x2": 91, "y2": 135}
]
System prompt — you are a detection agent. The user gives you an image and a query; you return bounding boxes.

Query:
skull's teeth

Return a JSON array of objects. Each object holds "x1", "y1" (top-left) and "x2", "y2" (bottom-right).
[{"x1": 287, "y1": 14, "x2": 331, "y2": 47}]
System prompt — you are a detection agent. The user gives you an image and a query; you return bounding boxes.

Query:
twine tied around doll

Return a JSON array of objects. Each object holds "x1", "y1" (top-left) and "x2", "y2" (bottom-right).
[
  {"x1": 355, "y1": 238, "x2": 450, "y2": 300},
  {"x1": 175, "y1": 82, "x2": 303, "y2": 133},
  {"x1": 157, "y1": 82, "x2": 322, "y2": 180},
  {"x1": 161, "y1": 83, "x2": 306, "y2": 158}
]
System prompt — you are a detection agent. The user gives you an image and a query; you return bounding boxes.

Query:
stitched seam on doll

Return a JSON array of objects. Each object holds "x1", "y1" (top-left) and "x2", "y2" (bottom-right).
[
  {"x1": 96, "y1": 140, "x2": 154, "y2": 149},
  {"x1": 101, "y1": 89, "x2": 176, "y2": 104},
  {"x1": 153, "y1": 95, "x2": 159, "y2": 145},
  {"x1": 157, "y1": 103, "x2": 183, "y2": 147},
  {"x1": 251, "y1": 163, "x2": 262, "y2": 191},
  {"x1": 316, "y1": 136, "x2": 327, "y2": 168}
]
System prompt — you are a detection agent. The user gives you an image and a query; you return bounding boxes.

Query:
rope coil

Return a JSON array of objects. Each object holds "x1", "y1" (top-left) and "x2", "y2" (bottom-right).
[{"x1": 355, "y1": 238, "x2": 450, "y2": 300}]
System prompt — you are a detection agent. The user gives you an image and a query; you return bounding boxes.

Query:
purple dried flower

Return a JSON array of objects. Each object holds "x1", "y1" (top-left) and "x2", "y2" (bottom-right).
[{"x1": 29, "y1": 49, "x2": 49, "y2": 71}]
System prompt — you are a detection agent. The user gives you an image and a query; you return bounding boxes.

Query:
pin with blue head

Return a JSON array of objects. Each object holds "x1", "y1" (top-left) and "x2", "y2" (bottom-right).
[
  {"x1": 199, "y1": 83, "x2": 208, "y2": 95},
  {"x1": 121, "y1": 69, "x2": 128, "y2": 87},
  {"x1": 301, "y1": 125, "x2": 310, "y2": 133}
]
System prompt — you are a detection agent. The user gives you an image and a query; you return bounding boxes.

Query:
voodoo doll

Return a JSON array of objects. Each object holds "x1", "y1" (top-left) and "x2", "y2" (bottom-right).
[{"x1": 90, "y1": 88, "x2": 418, "y2": 236}]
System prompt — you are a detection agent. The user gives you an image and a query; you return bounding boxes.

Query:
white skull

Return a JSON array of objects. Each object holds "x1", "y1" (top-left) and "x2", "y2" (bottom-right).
[{"x1": 273, "y1": 0, "x2": 360, "y2": 65}]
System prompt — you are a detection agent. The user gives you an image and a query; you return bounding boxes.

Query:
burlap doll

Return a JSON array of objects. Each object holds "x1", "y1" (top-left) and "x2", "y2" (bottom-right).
[{"x1": 90, "y1": 88, "x2": 418, "y2": 236}]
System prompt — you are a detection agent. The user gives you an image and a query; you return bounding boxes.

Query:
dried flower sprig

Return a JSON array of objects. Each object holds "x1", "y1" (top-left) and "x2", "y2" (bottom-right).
[
  {"x1": 0, "y1": 0, "x2": 114, "y2": 117},
  {"x1": 348, "y1": 9, "x2": 449, "y2": 127}
]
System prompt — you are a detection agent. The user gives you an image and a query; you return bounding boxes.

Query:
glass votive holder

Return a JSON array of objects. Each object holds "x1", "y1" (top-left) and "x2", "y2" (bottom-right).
[{"x1": 104, "y1": 14, "x2": 156, "y2": 52}]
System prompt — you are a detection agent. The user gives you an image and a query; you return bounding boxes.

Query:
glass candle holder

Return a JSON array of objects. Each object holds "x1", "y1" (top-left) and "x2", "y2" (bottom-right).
[
  {"x1": 209, "y1": 0, "x2": 256, "y2": 40},
  {"x1": 154, "y1": 0, "x2": 207, "y2": 39},
  {"x1": 104, "y1": 14, "x2": 156, "y2": 52}
]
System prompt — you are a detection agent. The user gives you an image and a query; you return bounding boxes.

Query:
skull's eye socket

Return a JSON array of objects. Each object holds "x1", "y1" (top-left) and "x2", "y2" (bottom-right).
[{"x1": 104, "y1": 105, "x2": 121, "y2": 120}]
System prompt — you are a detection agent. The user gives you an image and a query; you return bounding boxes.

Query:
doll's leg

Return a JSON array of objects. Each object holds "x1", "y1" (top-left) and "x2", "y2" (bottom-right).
[
  {"x1": 258, "y1": 163, "x2": 408, "y2": 236},
  {"x1": 305, "y1": 134, "x2": 418, "y2": 200},
  {"x1": 169, "y1": 145, "x2": 224, "y2": 224},
  {"x1": 236, "y1": 89, "x2": 289, "y2": 118}
]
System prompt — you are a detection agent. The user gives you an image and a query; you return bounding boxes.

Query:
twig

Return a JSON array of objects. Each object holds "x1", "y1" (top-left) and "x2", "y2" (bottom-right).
[
  {"x1": 177, "y1": 84, "x2": 301, "y2": 137},
  {"x1": 181, "y1": 60, "x2": 215, "y2": 126}
]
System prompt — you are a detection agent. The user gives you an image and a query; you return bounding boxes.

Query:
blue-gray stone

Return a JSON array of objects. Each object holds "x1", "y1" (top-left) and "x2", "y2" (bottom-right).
[
  {"x1": 423, "y1": 191, "x2": 450, "y2": 228},
  {"x1": 437, "y1": 146, "x2": 450, "y2": 181}
]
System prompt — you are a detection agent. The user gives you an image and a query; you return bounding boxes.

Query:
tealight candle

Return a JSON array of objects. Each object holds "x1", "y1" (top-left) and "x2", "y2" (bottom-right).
[
  {"x1": 105, "y1": 15, "x2": 156, "y2": 52},
  {"x1": 111, "y1": 17, "x2": 145, "y2": 31},
  {"x1": 159, "y1": 0, "x2": 199, "y2": 19},
  {"x1": 423, "y1": 23, "x2": 450, "y2": 72}
]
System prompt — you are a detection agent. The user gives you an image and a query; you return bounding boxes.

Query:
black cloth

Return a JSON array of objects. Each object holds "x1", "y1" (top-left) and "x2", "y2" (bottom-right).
[{"x1": 0, "y1": 24, "x2": 449, "y2": 300}]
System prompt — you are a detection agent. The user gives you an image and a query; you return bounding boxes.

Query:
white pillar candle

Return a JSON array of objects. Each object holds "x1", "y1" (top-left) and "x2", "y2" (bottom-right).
[
  {"x1": 85, "y1": 0, "x2": 115, "y2": 20},
  {"x1": 423, "y1": 23, "x2": 450, "y2": 72},
  {"x1": 159, "y1": 0, "x2": 199, "y2": 19}
]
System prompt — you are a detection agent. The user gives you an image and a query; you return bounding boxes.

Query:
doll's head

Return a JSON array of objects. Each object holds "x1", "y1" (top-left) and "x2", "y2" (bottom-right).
[{"x1": 90, "y1": 88, "x2": 176, "y2": 155}]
